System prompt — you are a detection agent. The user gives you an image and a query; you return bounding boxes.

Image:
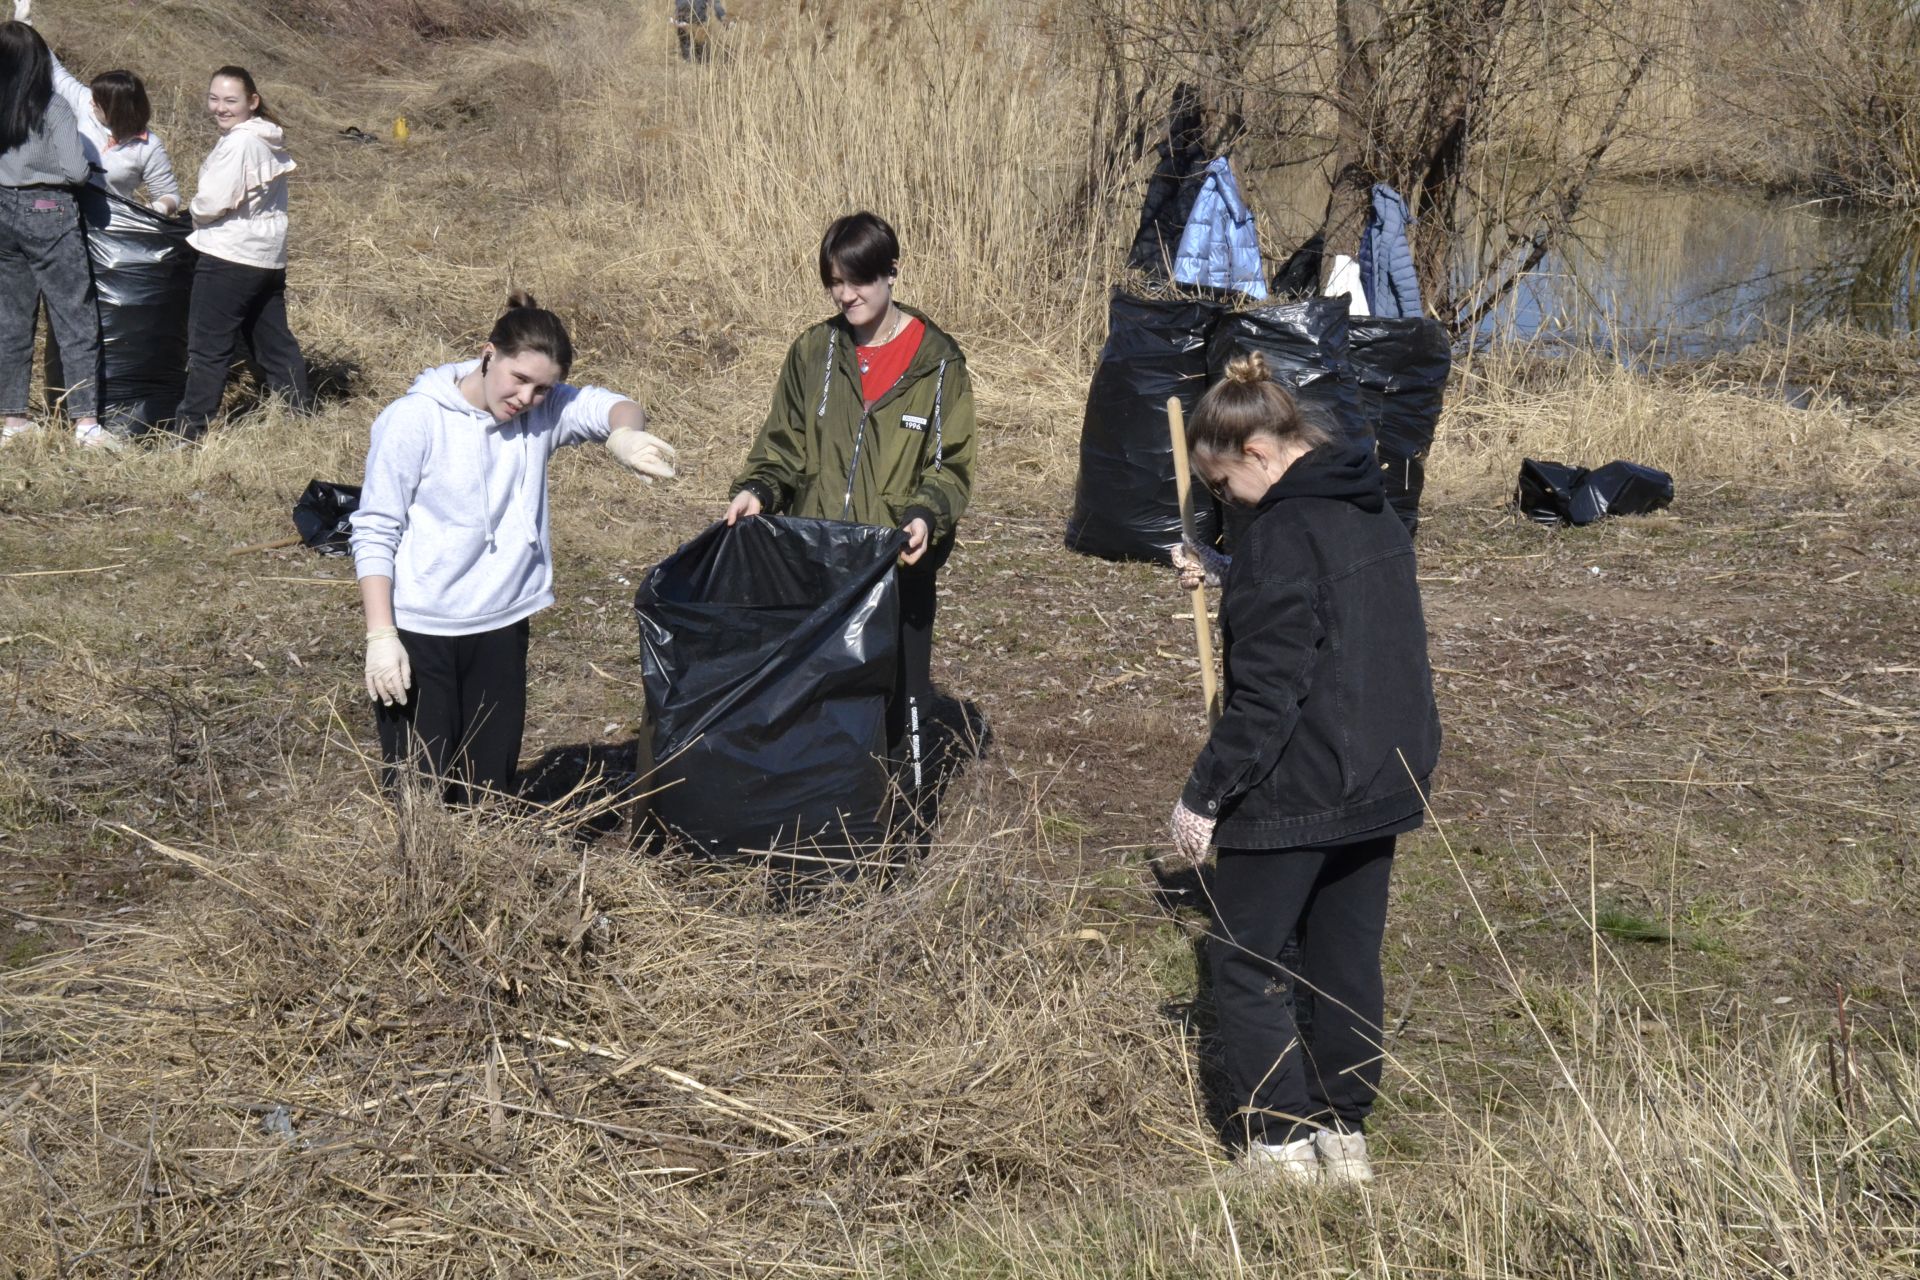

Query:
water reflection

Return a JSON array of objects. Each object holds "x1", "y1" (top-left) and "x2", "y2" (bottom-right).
[
  {"x1": 1247, "y1": 168, "x2": 1920, "y2": 353},
  {"x1": 1478, "y1": 184, "x2": 1920, "y2": 354}
]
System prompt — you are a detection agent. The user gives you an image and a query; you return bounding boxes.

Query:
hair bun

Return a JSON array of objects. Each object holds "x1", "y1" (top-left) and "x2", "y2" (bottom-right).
[
  {"x1": 505, "y1": 289, "x2": 540, "y2": 311},
  {"x1": 1224, "y1": 351, "x2": 1271, "y2": 387}
]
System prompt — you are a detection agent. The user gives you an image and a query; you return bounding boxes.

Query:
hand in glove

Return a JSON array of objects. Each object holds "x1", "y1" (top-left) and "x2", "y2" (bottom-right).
[
  {"x1": 365, "y1": 626, "x2": 412, "y2": 706},
  {"x1": 606, "y1": 425, "x2": 676, "y2": 483},
  {"x1": 1172, "y1": 541, "x2": 1225, "y2": 591},
  {"x1": 1169, "y1": 800, "x2": 1216, "y2": 864},
  {"x1": 12, "y1": 1, "x2": 29, "y2": 23}
]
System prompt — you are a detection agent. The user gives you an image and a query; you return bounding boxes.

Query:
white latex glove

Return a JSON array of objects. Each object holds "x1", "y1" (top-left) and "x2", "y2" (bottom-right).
[
  {"x1": 365, "y1": 627, "x2": 412, "y2": 706},
  {"x1": 13, "y1": 0, "x2": 31, "y2": 23},
  {"x1": 1170, "y1": 800, "x2": 1217, "y2": 864},
  {"x1": 606, "y1": 426, "x2": 676, "y2": 482}
]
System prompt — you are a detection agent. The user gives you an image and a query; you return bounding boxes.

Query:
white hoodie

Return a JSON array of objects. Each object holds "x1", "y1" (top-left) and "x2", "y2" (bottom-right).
[
  {"x1": 189, "y1": 117, "x2": 295, "y2": 268},
  {"x1": 350, "y1": 360, "x2": 627, "y2": 635}
]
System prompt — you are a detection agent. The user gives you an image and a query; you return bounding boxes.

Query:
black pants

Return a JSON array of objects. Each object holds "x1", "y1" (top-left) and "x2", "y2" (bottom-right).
[
  {"x1": 373, "y1": 620, "x2": 530, "y2": 803},
  {"x1": 1209, "y1": 835, "x2": 1396, "y2": 1145},
  {"x1": 176, "y1": 256, "x2": 310, "y2": 436}
]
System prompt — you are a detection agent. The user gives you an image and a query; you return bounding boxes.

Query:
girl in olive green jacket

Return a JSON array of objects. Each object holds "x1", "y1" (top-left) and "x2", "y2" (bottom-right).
[{"x1": 725, "y1": 211, "x2": 976, "y2": 799}]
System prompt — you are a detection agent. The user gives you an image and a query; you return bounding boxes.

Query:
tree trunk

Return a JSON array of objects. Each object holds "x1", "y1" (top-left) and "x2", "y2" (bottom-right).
[{"x1": 1320, "y1": 0, "x2": 1385, "y2": 285}]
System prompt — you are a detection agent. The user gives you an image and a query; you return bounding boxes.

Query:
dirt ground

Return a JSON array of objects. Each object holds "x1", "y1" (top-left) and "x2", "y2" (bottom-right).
[{"x1": 6, "y1": 464, "x2": 1914, "y2": 1018}]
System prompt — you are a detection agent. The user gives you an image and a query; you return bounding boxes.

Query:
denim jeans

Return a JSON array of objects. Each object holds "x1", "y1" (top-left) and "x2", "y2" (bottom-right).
[{"x1": 0, "y1": 186, "x2": 100, "y2": 419}]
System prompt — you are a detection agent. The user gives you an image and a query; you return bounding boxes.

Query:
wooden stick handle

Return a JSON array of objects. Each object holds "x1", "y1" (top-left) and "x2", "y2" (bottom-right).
[
  {"x1": 227, "y1": 534, "x2": 306, "y2": 556},
  {"x1": 1166, "y1": 397, "x2": 1221, "y2": 725}
]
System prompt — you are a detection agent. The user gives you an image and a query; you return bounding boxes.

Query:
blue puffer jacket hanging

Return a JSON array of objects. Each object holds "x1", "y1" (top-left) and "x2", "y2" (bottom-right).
[
  {"x1": 1357, "y1": 184, "x2": 1422, "y2": 319},
  {"x1": 1171, "y1": 157, "x2": 1267, "y2": 300}
]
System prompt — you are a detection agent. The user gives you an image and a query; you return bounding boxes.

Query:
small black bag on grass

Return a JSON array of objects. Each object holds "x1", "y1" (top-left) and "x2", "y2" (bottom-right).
[
  {"x1": 1065, "y1": 289, "x2": 1230, "y2": 564},
  {"x1": 634, "y1": 516, "x2": 905, "y2": 863},
  {"x1": 1348, "y1": 317, "x2": 1450, "y2": 535},
  {"x1": 292, "y1": 480, "x2": 360, "y2": 555},
  {"x1": 1517, "y1": 458, "x2": 1674, "y2": 526}
]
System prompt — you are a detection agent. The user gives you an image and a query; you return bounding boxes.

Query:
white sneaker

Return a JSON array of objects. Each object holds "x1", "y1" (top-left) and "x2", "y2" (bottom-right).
[
  {"x1": 1313, "y1": 1129, "x2": 1373, "y2": 1184},
  {"x1": 1, "y1": 419, "x2": 41, "y2": 444},
  {"x1": 1243, "y1": 1136, "x2": 1320, "y2": 1183},
  {"x1": 73, "y1": 422, "x2": 124, "y2": 452}
]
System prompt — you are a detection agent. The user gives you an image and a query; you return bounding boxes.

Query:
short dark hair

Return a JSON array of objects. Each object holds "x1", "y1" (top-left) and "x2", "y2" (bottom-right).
[
  {"x1": 488, "y1": 291, "x2": 573, "y2": 378},
  {"x1": 817, "y1": 211, "x2": 899, "y2": 289},
  {"x1": 0, "y1": 21, "x2": 55, "y2": 154},
  {"x1": 209, "y1": 65, "x2": 281, "y2": 126},
  {"x1": 90, "y1": 70, "x2": 150, "y2": 141}
]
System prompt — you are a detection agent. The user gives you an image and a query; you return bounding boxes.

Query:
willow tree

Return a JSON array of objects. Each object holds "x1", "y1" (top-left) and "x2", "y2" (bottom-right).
[{"x1": 1066, "y1": 0, "x2": 1663, "y2": 333}]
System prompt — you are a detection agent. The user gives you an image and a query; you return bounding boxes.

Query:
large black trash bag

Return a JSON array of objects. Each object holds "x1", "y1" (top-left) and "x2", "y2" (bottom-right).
[
  {"x1": 1348, "y1": 317, "x2": 1451, "y2": 534},
  {"x1": 79, "y1": 187, "x2": 196, "y2": 433},
  {"x1": 1207, "y1": 297, "x2": 1369, "y2": 448},
  {"x1": 1516, "y1": 458, "x2": 1674, "y2": 526},
  {"x1": 293, "y1": 480, "x2": 361, "y2": 555},
  {"x1": 634, "y1": 516, "x2": 906, "y2": 862},
  {"x1": 1065, "y1": 290, "x2": 1229, "y2": 564}
]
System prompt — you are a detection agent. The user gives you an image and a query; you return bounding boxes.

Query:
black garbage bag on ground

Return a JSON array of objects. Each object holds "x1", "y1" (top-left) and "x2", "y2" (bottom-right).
[
  {"x1": 1516, "y1": 458, "x2": 1674, "y2": 525},
  {"x1": 1065, "y1": 290, "x2": 1230, "y2": 564},
  {"x1": 1207, "y1": 297, "x2": 1369, "y2": 448},
  {"x1": 80, "y1": 187, "x2": 195, "y2": 433},
  {"x1": 293, "y1": 480, "x2": 360, "y2": 555},
  {"x1": 1348, "y1": 317, "x2": 1451, "y2": 535},
  {"x1": 635, "y1": 516, "x2": 906, "y2": 863}
]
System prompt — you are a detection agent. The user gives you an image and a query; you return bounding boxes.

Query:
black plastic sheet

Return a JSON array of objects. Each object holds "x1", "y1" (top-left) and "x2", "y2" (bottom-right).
[
  {"x1": 1517, "y1": 458, "x2": 1674, "y2": 526},
  {"x1": 79, "y1": 187, "x2": 196, "y2": 433},
  {"x1": 1207, "y1": 297, "x2": 1369, "y2": 449},
  {"x1": 293, "y1": 480, "x2": 360, "y2": 555},
  {"x1": 634, "y1": 516, "x2": 905, "y2": 861},
  {"x1": 1065, "y1": 290, "x2": 1229, "y2": 564},
  {"x1": 1348, "y1": 317, "x2": 1451, "y2": 534}
]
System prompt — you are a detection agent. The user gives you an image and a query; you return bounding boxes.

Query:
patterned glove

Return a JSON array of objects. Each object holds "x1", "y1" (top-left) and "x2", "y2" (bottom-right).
[
  {"x1": 1169, "y1": 800, "x2": 1216, "y2": 864},
  {"x1": 606, "y1": 425, "x2": 676, "y2": 482}
]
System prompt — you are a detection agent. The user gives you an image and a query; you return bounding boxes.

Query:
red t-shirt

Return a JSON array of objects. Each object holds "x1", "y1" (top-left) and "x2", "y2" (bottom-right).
[{"x1": 856, "y1": 316, "x2": 925, "y2": 404}]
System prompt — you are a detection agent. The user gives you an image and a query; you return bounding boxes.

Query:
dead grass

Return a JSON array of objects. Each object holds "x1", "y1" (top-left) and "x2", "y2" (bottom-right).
[{"x1": 3, "y1": 1, "x2": 1920, "y2": 1275}]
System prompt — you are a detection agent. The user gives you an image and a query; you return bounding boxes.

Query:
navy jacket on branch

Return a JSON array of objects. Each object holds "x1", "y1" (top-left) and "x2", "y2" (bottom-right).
[{"x1": 1181, "y1": 442, "x2": 1441, "y2": 848}]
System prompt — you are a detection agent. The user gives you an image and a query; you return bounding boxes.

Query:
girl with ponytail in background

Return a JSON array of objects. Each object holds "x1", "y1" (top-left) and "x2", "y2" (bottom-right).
[
  {"x1": 176, "y1": 64, "x2": 307, "y2": 439},
  {"x1": 350, "y1": 294, "x2": 677, "y2": 803},
  {"x1": 1168, "y1": 351, "x2": 1440, "y2": 1185}
]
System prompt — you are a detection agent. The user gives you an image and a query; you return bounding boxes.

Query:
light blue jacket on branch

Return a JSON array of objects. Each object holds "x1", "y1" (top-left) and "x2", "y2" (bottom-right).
[
  {"x1": 1171, "y1": 157, "x2": 1267, "y2": 299},
  {"x1": 1357, "y1": 183, "x2": 1423, "y2": 318}
]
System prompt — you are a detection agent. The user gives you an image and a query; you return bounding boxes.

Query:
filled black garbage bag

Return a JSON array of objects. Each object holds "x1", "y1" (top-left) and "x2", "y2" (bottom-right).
[
  {"x1": 1065, "y1": 290, "x2": 1228, "y2": 564},
  {"x1": 635, "y1": 516, "x2": 906, "y2": 861},
  {"x1": 1516, "y1": 459, "x2": 1585, "y2": 524},
  {"x1": 1207, "y1": 297, "x2": 1369, "y2": 448},
  {"x1": 79, "y1": 187, "x2": 196, "y2": 433},
  {"x1": 1516, "y1": 458, "x2": 1674, "y2": 526},
  {"x1": 292, "y1": 480, "x2": 361, "y2": 555},
  {"x1": 1571, "y1": 460, "x2": 1674, "y2": 524},
  {"x1": 1348, "y1": 317, "x2": 1451, "y2": 534}
]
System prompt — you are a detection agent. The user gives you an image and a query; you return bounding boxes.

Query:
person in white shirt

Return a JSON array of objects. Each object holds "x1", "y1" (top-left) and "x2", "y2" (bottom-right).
[
  {"x1": 175, "y1": 64, "x2": 307, "y2": 440},
  {"x1": 15, "y1": 0, "x2": 178, "y2": 212},
  {"x1": 351, "y1": 294, "x2": 677, "y2": 803}
]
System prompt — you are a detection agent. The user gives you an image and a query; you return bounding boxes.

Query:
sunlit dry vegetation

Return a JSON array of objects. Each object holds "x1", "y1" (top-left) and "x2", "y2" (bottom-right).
[{"x1": 2, "y1": 0, "x2": 1917, "y2": 1275}]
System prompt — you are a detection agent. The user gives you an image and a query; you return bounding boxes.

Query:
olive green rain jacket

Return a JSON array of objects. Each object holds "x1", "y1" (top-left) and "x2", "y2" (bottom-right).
[{"x1": 731, "y1": 306, "x2": 975, "y2": 546}]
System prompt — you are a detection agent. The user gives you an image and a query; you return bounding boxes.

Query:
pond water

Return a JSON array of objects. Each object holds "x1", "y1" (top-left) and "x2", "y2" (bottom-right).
[{"x1": 1250, "y1": 173, "x2": 1920, "y2": 355}]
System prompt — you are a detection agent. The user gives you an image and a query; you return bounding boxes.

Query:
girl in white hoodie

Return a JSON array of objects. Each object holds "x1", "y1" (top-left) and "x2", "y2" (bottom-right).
[
  {"x1": 175, "y1": 65, "x2": 307, "y2": 440},
  {"x1": 350, "y1": 294, "x2": 677, "y2": 802}
]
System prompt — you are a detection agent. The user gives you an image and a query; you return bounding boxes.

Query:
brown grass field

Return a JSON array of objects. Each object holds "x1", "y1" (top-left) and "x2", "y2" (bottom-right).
[{"x1": 2, "y1": 2, "x2": 1918, "y2": 1275}]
